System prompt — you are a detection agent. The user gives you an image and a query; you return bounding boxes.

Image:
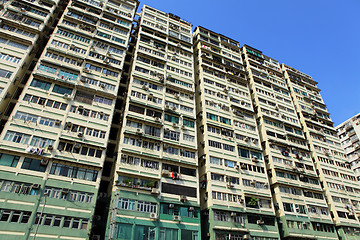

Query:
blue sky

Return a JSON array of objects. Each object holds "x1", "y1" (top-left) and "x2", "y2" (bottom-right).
[{"x1": 137, "y1": 0, "x2": 360, "y2": 126}]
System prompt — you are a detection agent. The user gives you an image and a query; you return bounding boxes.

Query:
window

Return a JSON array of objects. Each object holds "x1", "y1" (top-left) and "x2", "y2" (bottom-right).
[
  {"x1": 159, "y1": 228, "x2": 178, "y2": 240},
  {"x1": 183, "y1": 119, "x2": 194, "y2": 128},
  {"x1": 30, "y1": 79, "x2": 51, "y2": 90},
  {"x1": 30, "y1": 136, "x2": 54, "y2": 148},
  {"x1": 211, "y1": 173, "x2": 224, "y2": 181},
  {"x1": 214, "y1": 211, "x2": 229, "y2": 222},
  {"x1": 206, "y1": 112, "x2": 218, "y2": 121},
  {"x1": 39, "y1": 117, "x2": 57, "y2": 127},
  {"x1": 44, "y1": 215, "x2": 53, "y2": 226},
  {"x1": 220, "y1": 116, "x2": 231, "y2": 125},
  {"x1": 180, "y1": 167, "x2": 196, "y2": 176},
  {"x1": 283, "y1": 202, "x2": 294, "y2": 212},
  {"x1": 4, "y1": 131, "x2": 30, "y2": 144},
  {"x1": 137, "y1": 201, "x2": 157, "y2": 213},
  {"x1": 161, "y1": 183, "x2": 197, "y2": 197},
  {"x1": 118, "y1": 198, "x2": 136, "y2": 210},
  {"x1": 164, "y1": 130, "x2": 180, "y2": 141},
  {"x1": 295, "y1": 204, "x2": 306, "y2": 214},
  {"x1": 0, "y1": 68, "x2": 13, "y2": 79},
  {"x1": 21, "y1": 158, "x2": 46, "y2": 172},
  {"x1": 145, "y1": 125, "x2": 161, "y2": 137},
  {"x1": 164, "y1": 114, "x2": 179, "y2": 123},
  {"x1": 0, "y1": 154, "x2": 19, "y2": 167},
  {"x1": 183, "y1": 134, "x2": 195, "y2": 142},
  {"x1": 239, "y1": 148, "x2": 250, "y2": 158},
  {"x1": 210, "y1": 156, "x2": 222, "y2": 165},
  {"x1": 50, "y1": 163, "x2": 98, "y2": 181},
  {"x1": 53, "y1": 216, "x2": 61, "y2": 227},
  {"x1": 134, "y1": 225, "x2": 156, "y2": 240},
  {"x1": 52, "y1": 84, "x2": 72, "y2": 95},
  {"x1": 63, "y1": 217, "x2": 71, "y2": 228},
  {"x1": 0, "y1": 210, "x2": 11, "y2": 222},
  {"x1": 72, "y1": 218, "x2": 80, "y2": 229}
]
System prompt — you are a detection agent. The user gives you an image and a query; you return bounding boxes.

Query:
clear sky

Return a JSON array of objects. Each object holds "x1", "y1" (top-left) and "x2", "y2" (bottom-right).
[{"x1": 137, "y1": 0, "x2": 360, "y2": 126}]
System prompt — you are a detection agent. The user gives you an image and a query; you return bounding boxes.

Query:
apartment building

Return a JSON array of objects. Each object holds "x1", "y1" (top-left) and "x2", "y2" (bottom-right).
[
  {"x1": 241, "y1": 46, "x2": 338, "y2": 240},
  {"x1": 0, "y1": 0, "x2": 67, "y2": 133},
  {"x1": 337, "y1": 113, "x2": 360, "y2": 181},
  {"x1": 282, "y1": 64, "x2": 360, "y2": 240},
  {"x1": 106, "y1": 5, "x2": 200, "y2": 240},
  {"x1": 193, "y1": 28, "x2": 279, "y2": 240},
  {"x1": 0, "y1": 0, "x2": 137, "y2": 239}
]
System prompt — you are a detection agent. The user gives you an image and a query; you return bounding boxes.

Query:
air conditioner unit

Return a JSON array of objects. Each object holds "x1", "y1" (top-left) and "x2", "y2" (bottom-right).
[
  {"x1": 264, "y1": 183, "x2": 269, "y2": 188},
  {"x1": 149, "y1": 213, "x2": 158, "y2": 219},
  {"x1": 142, "y1": 85, "x2": 149, "y2": 91},
  {"x1": 165, "y1": 105, "x2": 170, "y2": 110},
  {"x1": 32, "y1": 184, "x2": 40, "y2": 189},
  {"x1": 136, "y1": 128, "x2": 143, "y2": 135},
  {"x1": 250, "y1": 180, "x2": 256, "y2": 185},
  {"x1": 63, "y1": 94, "x2": 71, "y2": 99},
  {"x1": 175, "y1": 94, "x2": 180, "y2": 99},
  {"x1": 100, "y1": 84, "x2": 105, "y2": 88},
  {"x1": 243, "y1": 235, "x2": 250, "y2": 240},
  {"x1": 231, "y1": 212, "x2": 236, "y2": 217},
  {"x1": 173, "y1": 215, "x2": 181, "y2": 221},
  {"x1": 162, "y1": 169, "x2": 170, "y2": 176},
  {"x1": 172, "y1": 122, "x2": 178, "y2": 128},
  {"x1": 151, "y1": 188, "x2": 159, "y2": 195},
  {"x1": 257, "y1": 220, "x2": 265, "y2": 225},
  {"x1": 83, "y1": 68, "x2": 92, "y2": 73},
  {"x1": 252, "y1": 156, "x2": 259, "y2": 162},
  {"x1": 171, "y1": 106, "x2": 176, "y2": 111},
  {"x1": 163, "y1": 143, "x2": 169, "y2": 149},
  {"x1": 40, "y1": 159, "x2": 49, "y2": 166},
  {"x1": 47, "y1": 145, "x2": 53, "y2": 150},
  {"x1": 189, "y1": 207, "x2": 195, "y2": 212},
  {"x1": 180, "y1": 195, "x2": 187, "y2": 202},
  {"x1": 169, "y1": 203, "x2": 175, "y2": 208},
  {"x1": 155, "y1": 117, "x2": 161, "y2": 122},
  {"x1": 62, "y1": 188, "x2": 69, "y2": 194},
  {"x1": 78, "y1": 132, "x2": 84, "y2": 137},
  {"x1": 199, "y1": 155, "x2": 206, "y2": 161},
  {"x1": 227, "y1": 182, "x2": 234, "y2": 188}
]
